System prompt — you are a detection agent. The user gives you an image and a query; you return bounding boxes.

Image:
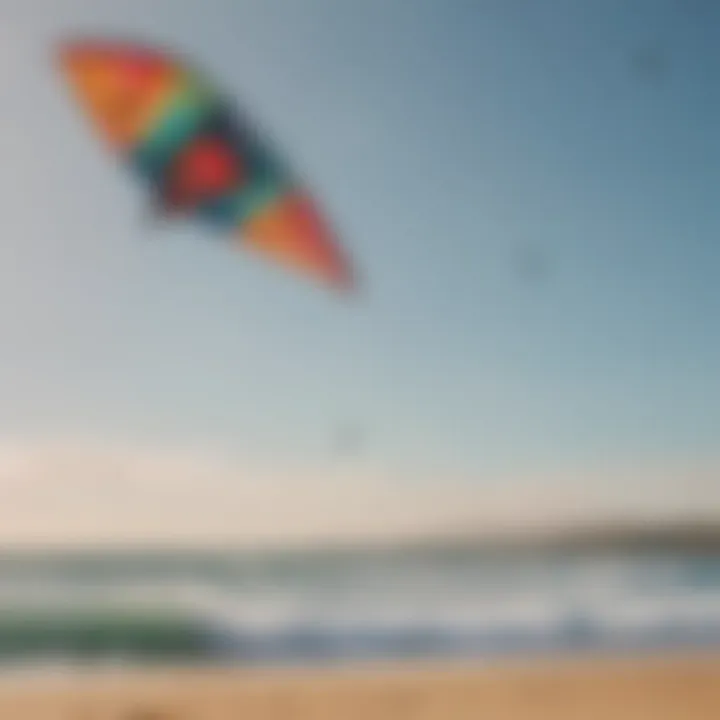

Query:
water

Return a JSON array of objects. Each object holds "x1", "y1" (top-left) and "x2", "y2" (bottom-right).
[{"x1": 0, "y1": 545, "x2": 718, "y2": 669}]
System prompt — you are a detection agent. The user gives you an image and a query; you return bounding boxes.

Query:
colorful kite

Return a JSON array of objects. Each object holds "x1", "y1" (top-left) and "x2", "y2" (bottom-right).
[{"x1": 56, "y1": 38, "x2": 355, "y2": 292}]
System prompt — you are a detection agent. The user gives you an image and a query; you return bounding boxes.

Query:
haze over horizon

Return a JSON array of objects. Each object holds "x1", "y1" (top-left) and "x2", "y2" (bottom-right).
[
  {"x1": 0, "y1": 436, "x2": 716, "y2": 548},
  {"x1": 0, "y1": 0, "x2": 717, "y2": 546}
]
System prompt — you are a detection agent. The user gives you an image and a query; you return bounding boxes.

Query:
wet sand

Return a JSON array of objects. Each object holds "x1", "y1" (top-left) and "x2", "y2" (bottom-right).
[{"x1": 0, "y1": 652, "x2": 718, "y2": 719}]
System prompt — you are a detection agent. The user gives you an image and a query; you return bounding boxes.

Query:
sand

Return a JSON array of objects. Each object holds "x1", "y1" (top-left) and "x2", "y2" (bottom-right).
[{"x1": 0, "y1": 653, "x2": 718, "y2": 719}]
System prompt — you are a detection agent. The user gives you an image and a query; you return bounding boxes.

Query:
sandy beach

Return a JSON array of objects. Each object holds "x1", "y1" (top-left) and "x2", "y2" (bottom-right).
[{"x1": 0, "y1": 653, "x2": 718, "y2": 719}]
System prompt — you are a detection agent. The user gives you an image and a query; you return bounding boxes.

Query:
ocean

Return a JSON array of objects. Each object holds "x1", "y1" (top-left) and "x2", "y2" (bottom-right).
[{"x1": 0, "y1": 544, "x2": 719, "y2": 670}]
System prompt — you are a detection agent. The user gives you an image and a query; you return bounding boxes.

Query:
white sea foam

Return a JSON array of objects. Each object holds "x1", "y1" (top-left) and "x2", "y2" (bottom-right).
[{"x1": 0, "y1": 549, "x2": 717, "y2": 664}]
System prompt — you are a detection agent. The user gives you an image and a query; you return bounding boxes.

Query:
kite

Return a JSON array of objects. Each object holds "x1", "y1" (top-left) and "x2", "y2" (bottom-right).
[{"x1": 56, "y1": 38, "x2": 355, "y2": 292}]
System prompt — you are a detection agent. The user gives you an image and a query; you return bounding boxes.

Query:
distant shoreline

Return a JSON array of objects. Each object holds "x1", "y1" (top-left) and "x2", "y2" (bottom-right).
[{"x1": 3, "y1": 517, "x2": 720, "y2": 559}]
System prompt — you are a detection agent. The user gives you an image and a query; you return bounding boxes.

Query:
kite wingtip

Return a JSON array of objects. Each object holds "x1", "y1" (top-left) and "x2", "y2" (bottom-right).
[
  {"x1": 53, "y1": 37, "x2": 75, "y2": 68},
  {"x1": 52, "y1": 34, "x2": 174, "y2": 70},
  {"x1": 52, "y1": 35, "x2": 101, "y2": 71}
]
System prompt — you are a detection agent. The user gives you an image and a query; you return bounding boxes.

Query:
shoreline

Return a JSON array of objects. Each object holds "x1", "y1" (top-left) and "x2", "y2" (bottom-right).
[{"x1": 0, "y1": 651, "x2": 718, "y2": 718}]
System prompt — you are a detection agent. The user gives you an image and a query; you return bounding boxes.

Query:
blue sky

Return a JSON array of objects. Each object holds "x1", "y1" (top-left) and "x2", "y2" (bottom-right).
[{"x1": 0, "y1": 0, "x2": 718, "y2": 543}]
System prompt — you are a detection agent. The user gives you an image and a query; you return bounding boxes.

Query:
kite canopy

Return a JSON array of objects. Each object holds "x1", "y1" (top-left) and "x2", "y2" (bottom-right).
[{"x1": 56, "y1": 38, "x2": 355, "y2": 292}]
